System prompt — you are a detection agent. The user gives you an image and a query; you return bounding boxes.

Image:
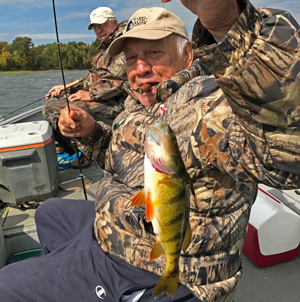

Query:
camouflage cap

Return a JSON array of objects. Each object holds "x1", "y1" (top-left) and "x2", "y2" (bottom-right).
[{"x1": 108, "y1": 7, "x2": 189, "y2": 56}]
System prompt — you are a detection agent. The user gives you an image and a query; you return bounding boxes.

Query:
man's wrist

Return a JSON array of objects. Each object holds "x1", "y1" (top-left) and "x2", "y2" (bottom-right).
[
  {"x1": 85, "y1": 90, "x2": 92, "y2": 101},
  {"x1": 81, "y1": 121, "x2": 104, "y2": 144},
  {"x1": 209, "y1": 30, "x2": 231, "y2": 43},
  {"x1": 82, "y1": 120, "x2": 97, "y2": 139}
]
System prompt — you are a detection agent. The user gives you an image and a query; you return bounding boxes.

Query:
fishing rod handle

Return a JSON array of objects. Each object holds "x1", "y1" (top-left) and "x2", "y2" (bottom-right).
[{"x1": 44, "y1": 78, "x2": 83, "y2": 98}]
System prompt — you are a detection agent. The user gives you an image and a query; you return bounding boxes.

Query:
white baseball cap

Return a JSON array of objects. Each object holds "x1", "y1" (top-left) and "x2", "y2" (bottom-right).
[
  {"x1": 88, "y1": 7, "x2": 116, "y2": 30},
  {"x1": 108, "y1": 7, "x2": 189, "y2": 56}
]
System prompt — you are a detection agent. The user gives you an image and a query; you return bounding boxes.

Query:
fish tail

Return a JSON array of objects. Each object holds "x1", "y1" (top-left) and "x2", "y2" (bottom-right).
[{"x1": 152, "y1": 271, "x2": 179, "y2": 299}]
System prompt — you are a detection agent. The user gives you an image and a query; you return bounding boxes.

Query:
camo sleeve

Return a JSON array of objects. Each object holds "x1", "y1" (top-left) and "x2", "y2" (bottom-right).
[
  {"x1": 193, "y1": 0, "x2": 300, "y2": 180},
  {"x1": 83, "y1": 52, "x2": 127, "y2": 102},
  {"x1": 77, "y1": 121, "x2": 112, "y2": 169}
]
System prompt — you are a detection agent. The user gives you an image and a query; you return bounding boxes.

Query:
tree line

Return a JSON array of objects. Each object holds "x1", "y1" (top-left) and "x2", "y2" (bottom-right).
[{"x1": 0, "y1": 37, "x2": 101, "y2": 71}]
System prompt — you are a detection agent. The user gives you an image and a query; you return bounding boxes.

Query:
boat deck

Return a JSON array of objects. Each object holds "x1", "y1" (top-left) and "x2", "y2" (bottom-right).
[{"x1": 235, "y1": 252, "x2": 300, "y2": 301}]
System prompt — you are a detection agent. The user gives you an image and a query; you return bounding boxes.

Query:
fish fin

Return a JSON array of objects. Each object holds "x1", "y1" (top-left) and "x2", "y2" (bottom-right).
[
  {"x1": 145, "y1": 191, "x2": 154, "y2": 222},
  {"x1": 131, "y1": 189, "x2": 146, "y2": 206},
  {"x1": 152, "y1": 272, "x2": 179, "y2": 299},
  {"x1": 158, "y1": 175, "x2": 181, "y2": 184},
  {"x1": 181, "y1": 223, "x2": 192, "y2": 252},
  {"x1": 150, "y1": 239, "x2": 164, "y2": 261}
]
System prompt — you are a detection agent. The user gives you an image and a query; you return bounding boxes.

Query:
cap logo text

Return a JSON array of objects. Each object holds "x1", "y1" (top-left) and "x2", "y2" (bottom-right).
[{"x1": 126, "y1": 17, "x2": 148, "y2": 32}]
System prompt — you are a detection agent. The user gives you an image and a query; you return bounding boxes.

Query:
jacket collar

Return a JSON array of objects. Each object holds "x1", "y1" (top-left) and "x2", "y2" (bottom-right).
[
  {"x1": 98, "y1": 20, "x2": 128, "y2": 50},
  {"x1": 156, "y1": 59, "x2": 211, "y2": 102}
]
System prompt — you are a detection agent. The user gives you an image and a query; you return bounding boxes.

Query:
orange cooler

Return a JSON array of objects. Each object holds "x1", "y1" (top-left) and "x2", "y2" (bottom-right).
[{"x1": 0, "y1": 121, "x2": 59, "y2": 205}]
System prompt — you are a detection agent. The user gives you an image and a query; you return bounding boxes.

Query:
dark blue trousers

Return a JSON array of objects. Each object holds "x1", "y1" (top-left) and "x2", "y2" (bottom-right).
[{"x1": 0, "y1": 198, "x2": 198, "y2": 302}]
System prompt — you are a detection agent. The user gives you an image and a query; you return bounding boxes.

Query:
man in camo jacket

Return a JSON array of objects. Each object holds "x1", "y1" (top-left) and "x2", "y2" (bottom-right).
[
  {"x1": 43, "y1": 7, "x2": 128, "y2": 167},
  {"x1": 1, "y1": 1, "x2": 299, "y2": 302}
]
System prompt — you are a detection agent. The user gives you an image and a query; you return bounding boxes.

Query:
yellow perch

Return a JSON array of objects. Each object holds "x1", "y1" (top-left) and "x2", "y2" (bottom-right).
[{"x1": 131, "y1": 118, "x2": 193, "y2": 299}]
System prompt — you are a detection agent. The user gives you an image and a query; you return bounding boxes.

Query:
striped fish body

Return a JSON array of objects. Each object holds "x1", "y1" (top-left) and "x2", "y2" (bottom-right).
[{"x1": 131, "y1": 119, "x2": 192, "y2": 299}]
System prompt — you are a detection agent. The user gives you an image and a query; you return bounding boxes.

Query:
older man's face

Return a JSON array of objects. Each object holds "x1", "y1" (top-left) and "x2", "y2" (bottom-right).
[
  {"x1": 93, "y1": 19, "x2": 117, "y2": 41},
  {"x1": 124, "y1": 35, "x2": 192, "y2": 106}
]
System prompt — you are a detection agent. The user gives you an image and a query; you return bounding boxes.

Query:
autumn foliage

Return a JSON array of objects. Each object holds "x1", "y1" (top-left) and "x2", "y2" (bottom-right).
[{"x1": 0, "y1": 37, "x2": 100, "y2": 71}]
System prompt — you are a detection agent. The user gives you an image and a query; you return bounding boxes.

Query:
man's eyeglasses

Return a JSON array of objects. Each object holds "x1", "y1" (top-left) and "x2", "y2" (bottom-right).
[{"x1": 93, "y1": 21, "x2": 108, "y2": 31}]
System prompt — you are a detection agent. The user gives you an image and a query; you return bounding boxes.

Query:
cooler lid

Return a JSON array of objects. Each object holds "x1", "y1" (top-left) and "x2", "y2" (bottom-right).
[
  {"x1": 249, "y1": 188, "x2": 300, "y2": 256},
  {"x1": 0, "y1": 121, "x2": 53, "y2": 149}
]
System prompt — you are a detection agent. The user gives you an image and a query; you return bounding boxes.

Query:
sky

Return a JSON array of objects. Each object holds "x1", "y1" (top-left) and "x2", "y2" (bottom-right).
[{"x1": 0, "y1": 0, "x2": 300, "y2": 46}]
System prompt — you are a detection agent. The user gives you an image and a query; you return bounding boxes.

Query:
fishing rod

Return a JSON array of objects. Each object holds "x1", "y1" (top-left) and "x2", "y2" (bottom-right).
[
  {"x1": 0, "y1": 79, "x2": 82, "y2": 122},
  {"x1": 52, "y1": 0, "x2": 88, "y2": 200}
]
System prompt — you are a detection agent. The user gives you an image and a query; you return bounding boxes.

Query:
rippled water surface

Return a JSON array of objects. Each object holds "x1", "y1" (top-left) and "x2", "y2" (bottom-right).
[{"x1": 0, "y1": 70, "x2": 87, "y2": 118}]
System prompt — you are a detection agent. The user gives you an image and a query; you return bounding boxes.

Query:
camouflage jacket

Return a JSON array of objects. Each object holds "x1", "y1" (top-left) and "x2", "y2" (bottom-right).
[
  {"x1": 78, "y1": 2, "x2": 300, "y2": 301},
  {"x1": 76, "y1": 20, "x2": 128, "y2": 116}
]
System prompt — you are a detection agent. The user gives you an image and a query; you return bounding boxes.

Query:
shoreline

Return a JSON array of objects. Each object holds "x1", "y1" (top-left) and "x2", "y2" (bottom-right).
[{"x1": 0, "y1": 69, "x2": 82, "y2": 75}]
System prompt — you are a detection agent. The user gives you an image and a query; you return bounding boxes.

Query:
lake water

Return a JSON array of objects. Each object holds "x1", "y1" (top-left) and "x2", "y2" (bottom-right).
[{"x1": 0, "y1": 70, "x2": 87, "y2": 118}]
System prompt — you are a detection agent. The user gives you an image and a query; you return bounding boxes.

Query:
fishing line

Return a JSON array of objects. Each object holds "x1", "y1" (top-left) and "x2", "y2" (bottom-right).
[
  {"x1": 51, "y1": 0, "x2": 88, "y2": 200},
  {"x1": 0, "y1": 96, "x2": 46, "y2": 122},
  {"x1": 0, "y1": 79, "x2": 83, "y2": 122}
]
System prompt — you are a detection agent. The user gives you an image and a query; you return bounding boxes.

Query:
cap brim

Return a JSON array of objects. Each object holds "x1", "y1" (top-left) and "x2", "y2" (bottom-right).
[
  {"x1": 108, "y1": 29, "x2": 173, "y2": 56},
  {"x1": 88, "y1": 17, "x2": 109, "y2": 30}
]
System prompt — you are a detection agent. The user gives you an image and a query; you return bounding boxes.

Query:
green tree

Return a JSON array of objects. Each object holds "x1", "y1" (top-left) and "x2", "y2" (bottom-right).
[
  {"x1": 12, "y1": 50, "x2": 27, "y2": 69},
  {"x1": 91, "y1": 38, "x2": 100, "y2": 48},
  {"x1": 0, "y1": 37, "x2": 99, "y2": 71},
  {"x1": 10, "y1": 37, "x2": 34, "y2": 70},
  {"x1": 30, "y1": 44, "x2": 45, "y2": 70},
  {"x1": 43, "y1": 42, "x2": 61, "y2": 69},
  {"x1": 0, "y1": 41, "x2": 8, "y2": 53}
]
